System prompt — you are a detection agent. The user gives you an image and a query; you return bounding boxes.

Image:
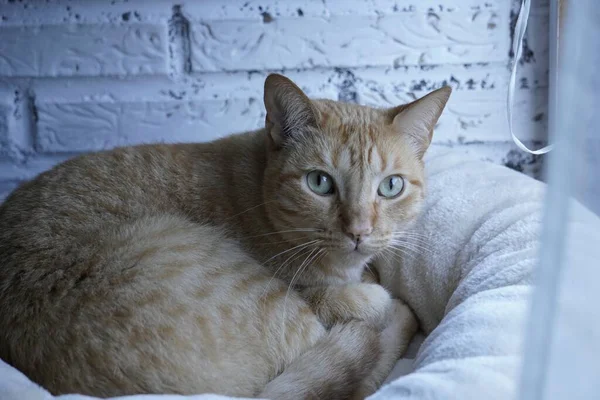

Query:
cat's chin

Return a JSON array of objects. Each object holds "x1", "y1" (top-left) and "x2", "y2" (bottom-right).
[
  {"x1": 316, "y1": 251, "x2": 372, "y2": 283},
  {"x1": 344, "y1": 241, "x2": 380, "y2": 259},
  {"x1": 329, "y1": 247, "x2": 375, "y2": 266}
]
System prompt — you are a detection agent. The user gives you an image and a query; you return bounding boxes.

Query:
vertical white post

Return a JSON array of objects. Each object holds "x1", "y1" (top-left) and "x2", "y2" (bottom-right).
[{"x1": 519, "y1": 0, "x2": 600, "y2": 399}]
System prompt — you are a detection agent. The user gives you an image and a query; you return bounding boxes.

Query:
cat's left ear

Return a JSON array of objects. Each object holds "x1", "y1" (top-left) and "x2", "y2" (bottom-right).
[
  {"x1": 389, "y1": 86, "x2": 452, "y2": 158},
  {"x1": 263, "y1": 74, "x2": 318, "y2": 149}
]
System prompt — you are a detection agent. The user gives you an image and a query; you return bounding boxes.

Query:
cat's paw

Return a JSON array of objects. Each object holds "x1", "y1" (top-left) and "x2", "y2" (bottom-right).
[
  {"x1": 381, "y1": 299, "x2": 418, "y2": 360},
  {"x1": 348, "y1": 300, "x2": 418, "y2": 400},
  {"x1": 302, "y1": 283, "x2": 392, "y2": 329},
  {"x1": 346, "y1": 283, "x2": 393, "y2": 327}
]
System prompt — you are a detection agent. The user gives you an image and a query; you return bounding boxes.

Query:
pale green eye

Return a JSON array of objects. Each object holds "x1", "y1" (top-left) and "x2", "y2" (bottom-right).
[
  {"x1": 378, "y1": 175, "x2": 404, "y2": 198},
  {"x1": 306, "y1": 170, "x2": 335, "y2": 195}
]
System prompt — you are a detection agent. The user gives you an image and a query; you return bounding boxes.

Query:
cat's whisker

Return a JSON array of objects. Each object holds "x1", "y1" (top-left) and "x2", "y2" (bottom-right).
[
  {"x1": 389, "y1": 237, "x2": 432, "y2": 249},
  {"x1": 391, "y1": 229, "x2": 428, "y2": 235},
  {"x1": 314, "y1": 248, "x2": 327, "y2": 266},
  {"x1": 261, "y1": 250, "x2": 307, "y2": 301},
  {"x1": 391, "y1": 232, "x2": 431, "y2": 242},
  {"x1": 390, "y1": 239, "x2": 431, "y2": 251},
  {"x1": 390, "y1": 235, "x2": 433, "y2": 248},
  {"x1": 402, "y1": 243, "x2": 435, "y2": 256},
  {"x1": 295, "y1": 249, "x2": 324, "y2": 290},
  {"x1": 280, "y1": 247, "x2": 322, "y2": 342},
  {"x1": 225, "y1": 200, "x2": 278, "y2": 221},
  {"x1": 392, "y1": 230, "x2": 429, "y2": 235},
  {"x1": 261, "y1": 239, "x2": 321, "y2": 266},
  {"x1": 383, "y1": 251, "x2": 403, "y2": 269},
  {"x1": 380, "y1": 248, "x2": 400, "y2": 265},
  {"x1": 364, "y1": 262, "x2": 379, "y2": 283},
  {"x1": 255, "y1": 239, "x2": 300, "y2": 246},
  {"x1": 390, "y1": 239, "x2": 435, "y2": 255},
  {"x1": 391, "y1": 231, "x2": 430, "y2": 238},
  {"x1": 391, "y1": 235, "x2": 431, "y2": 246},
  {"x1": 285, "y1": 248, "x2": 319, "y2": 299},
  {"x1": 304, "y1": 249, "x2": 327, "y2": 289},
  {"x1": 391, "y1": 237, "x2": 432, "y2": 248},
  {"x1": 259, "y1": 240, "x2": 321, "y2": 292},
  {"x1": 387, "y1": 245, "x2": 426, "y2": 264},
  {"x1": 384, "y1": 246, "x2": 418, "y2": 262},
  {"x1": 240, "y1": 229, "x2": 323, "y2": 240},
  {"x1": 379, "y1": 250, "x2": 394, "y2": 266},
  {"x1": 389, "y1": 242, "x2": 425, "y2": 256},
  {"x1": 260, "y1": 242, "x2": 320, "y2": 301}
]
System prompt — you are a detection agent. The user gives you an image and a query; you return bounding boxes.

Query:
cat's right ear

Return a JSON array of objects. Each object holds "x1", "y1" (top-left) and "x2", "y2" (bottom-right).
[{"x1": 263, "y1": 74, "x2": 318, "y2": 149}]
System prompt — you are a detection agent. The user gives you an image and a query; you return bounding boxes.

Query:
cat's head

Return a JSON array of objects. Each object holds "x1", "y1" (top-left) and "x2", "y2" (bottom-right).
[{"x1": 262, "y1": 74, "x2": 451, "y2": 266}]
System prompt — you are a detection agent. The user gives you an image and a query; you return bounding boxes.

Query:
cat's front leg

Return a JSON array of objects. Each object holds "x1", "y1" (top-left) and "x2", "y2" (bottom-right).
[
  {"x1": 300, "y1": 282, "x2": 392, "y2": 329},
  {"x1": 299, "y1": 264, "x2": 390, "y2": 328},
  {"x1": 352, "y1": 298, "x2": 418, "y2": 399},
  {"x1": 299, "y1": 278, "x2": 418, "y2": 399}
]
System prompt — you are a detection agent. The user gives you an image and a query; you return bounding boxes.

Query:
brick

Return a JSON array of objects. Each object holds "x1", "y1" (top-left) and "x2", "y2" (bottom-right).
[
  {"x1": 120, "y1": 99, "x2": 265, "y2": 143},
  {"x1": 183, "y1": 0, "x2": 505, "y2": 19},
  {"x1": 35, "y1": 99, "x2": 264, "y2": 153},
  {"x1": 190, "y1": 9, "x2": 508, "y2": 72},
  {"x1": 0, "y1": 1, "x2": 171, "y2": 25},
  {"x1": 0, "y1": 23, "x2": 168, "y2": 77},
  {"x1": 36, "y1": 102, "x2": 120, "y2": 152},
  {"x1": 0, "y1": 102, "x2": 25, "y2": 161}
]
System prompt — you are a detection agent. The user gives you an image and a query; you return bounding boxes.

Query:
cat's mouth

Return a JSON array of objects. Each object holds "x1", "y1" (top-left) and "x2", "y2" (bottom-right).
[
  {"x1": 343, "y1": 236, "x2": 376, "y2": 256},
  {"x1": 315, "y1": 230, "x2": 381, "y2": 257}
]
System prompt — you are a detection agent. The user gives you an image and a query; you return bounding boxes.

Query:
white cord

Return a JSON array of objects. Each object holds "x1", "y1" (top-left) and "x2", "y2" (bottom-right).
[{"x1": 508, "y1": 0, "x2": 554, "y2": 154}]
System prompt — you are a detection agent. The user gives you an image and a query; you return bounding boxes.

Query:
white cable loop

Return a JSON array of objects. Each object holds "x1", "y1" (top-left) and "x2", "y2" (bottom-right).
[{"x1": 508, "y1": 0, "x2": 554, "y2": 155}]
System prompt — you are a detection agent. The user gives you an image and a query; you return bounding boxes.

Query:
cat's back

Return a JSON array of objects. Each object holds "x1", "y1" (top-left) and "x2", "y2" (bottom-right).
[
  {"x1": 0, "y1": 131, "x2": 262, "y2": 239},
  {"x1": 0, "y1": 136, "x2": 314, "y2": 396},
  {"x1": 0, "y1": 144, "x2": 197, "y2": 304},
  {"x1": 2, "y1": 144, "x2": 199, "y2": 230},
  {"x1": 0, "y1": 140, "x2": 242, "y2": 268}
]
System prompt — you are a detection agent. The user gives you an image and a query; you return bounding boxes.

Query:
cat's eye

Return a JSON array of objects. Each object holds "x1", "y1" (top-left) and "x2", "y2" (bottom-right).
[
  {"x1": 306, "y1": 170, "x2": 335, "y2": 196},
  {"x1": 378, "y1": 175, "x2": 404, "y2": 198}
]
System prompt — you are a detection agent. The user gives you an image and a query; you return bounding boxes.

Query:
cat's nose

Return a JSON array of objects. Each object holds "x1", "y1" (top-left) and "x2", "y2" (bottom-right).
[{"x1": 343, "y1": 221, "x2": 373, "y2": 243}]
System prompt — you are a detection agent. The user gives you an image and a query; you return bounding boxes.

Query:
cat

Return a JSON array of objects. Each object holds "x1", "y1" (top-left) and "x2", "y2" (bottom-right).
[{"x1": 0, "y1": 74, "x2": 451, "y2": 399}]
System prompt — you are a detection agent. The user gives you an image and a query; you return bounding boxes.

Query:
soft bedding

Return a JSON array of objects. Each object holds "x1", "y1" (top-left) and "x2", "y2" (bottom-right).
[
  {"x1": 372, "y1": 148, "x2": 544, "y2": 399},
  {"x1": 2, "y1": 149, "x2": 598, "y2": 400}
]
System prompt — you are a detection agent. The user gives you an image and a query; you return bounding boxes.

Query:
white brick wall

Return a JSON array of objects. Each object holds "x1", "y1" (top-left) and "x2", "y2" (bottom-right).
[{"x1": 0, "y1": 0, "x2": 550, "y2": 201}]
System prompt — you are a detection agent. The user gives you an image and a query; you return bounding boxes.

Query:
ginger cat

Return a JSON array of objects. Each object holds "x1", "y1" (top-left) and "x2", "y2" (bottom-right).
[{"x1": 0, "y1": 74, "x2": 451, "y2": 399}]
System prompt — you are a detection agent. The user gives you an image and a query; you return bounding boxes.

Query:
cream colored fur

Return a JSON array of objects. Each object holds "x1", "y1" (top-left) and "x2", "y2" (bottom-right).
[{"x1": 0, "y1": 74, "x2": 451, "y2": 399}]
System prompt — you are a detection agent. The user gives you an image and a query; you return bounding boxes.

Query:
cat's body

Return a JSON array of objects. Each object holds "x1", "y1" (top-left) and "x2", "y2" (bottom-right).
[{"x1": 0, "y1": 75, "x2": 451, "y2": 399}]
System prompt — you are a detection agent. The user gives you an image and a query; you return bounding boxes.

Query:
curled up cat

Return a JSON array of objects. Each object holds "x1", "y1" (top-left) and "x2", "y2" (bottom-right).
[{"x1": 0, "y1": 74, "x2": 451, "y2": 399}]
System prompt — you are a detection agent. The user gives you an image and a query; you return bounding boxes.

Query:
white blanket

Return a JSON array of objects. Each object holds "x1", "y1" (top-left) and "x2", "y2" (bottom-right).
[
  {"x1": 2, "y1": 150, "x2": 594, "y2": 400},
  {"x1": 371, "y1": 148, "x2": 544, "y2": 399}
]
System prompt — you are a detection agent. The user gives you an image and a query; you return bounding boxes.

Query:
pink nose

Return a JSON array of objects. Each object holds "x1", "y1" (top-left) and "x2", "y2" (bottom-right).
[{"x1": 343, "y1": 221, "x2": 373, "y2": 242}]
